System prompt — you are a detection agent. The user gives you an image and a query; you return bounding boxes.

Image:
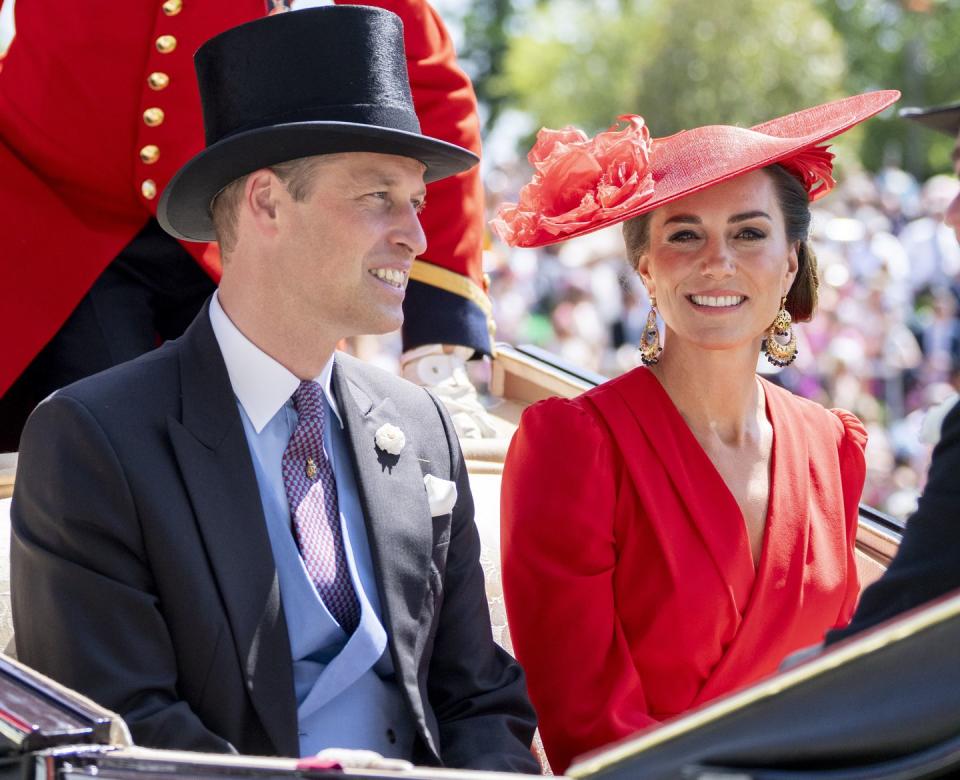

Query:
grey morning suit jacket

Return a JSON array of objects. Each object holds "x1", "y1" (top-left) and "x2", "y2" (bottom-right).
[{"x1": 10, "y1": 304, "x2": 538, "y2": 772}]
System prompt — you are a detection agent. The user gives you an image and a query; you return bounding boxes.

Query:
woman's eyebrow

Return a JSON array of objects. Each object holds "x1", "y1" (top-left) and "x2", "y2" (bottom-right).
[
  {"x1": 662, "y1": 210, "x2": 771, "y2": 226},
  {"x1": 663, "y1": 214, "x2": 701, "y2": 225},
  {"x1": 729, "y1": 210, "x2": 772, "y2": 223}
]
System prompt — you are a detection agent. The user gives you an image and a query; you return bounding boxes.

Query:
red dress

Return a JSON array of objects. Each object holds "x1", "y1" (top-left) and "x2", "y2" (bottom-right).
[{"x1": 500, "y1": 367, "x2": 866, "y2": 773}]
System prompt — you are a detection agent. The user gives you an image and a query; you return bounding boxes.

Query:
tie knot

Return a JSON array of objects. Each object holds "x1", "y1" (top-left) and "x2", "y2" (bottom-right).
[{"x1": 292, "y1": 381, "x2": 326, "y2": 421}]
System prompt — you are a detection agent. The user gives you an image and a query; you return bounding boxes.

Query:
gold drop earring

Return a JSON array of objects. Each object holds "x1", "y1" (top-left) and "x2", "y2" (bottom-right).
[
  {"x1": 764, "y1": 296, "x2": 797, "y2": 367},
  {"x1": 639, "y1": 296, "x2": 663, "y2": 366}
]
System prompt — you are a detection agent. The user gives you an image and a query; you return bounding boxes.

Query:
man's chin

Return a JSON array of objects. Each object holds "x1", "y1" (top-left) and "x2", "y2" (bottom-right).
[{"x1": 356, "y1": 312, "x2": 405, "y2": 338}]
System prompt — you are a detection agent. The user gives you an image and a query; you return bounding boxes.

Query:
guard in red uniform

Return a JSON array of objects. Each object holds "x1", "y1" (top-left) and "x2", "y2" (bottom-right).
[{"x1": 0, "y1": 0, "x2": 493, "y2": 451}]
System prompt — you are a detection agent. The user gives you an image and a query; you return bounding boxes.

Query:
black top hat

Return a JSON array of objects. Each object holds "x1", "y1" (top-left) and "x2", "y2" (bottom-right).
[
  {"x1": 158, "y1": 5, "x2": 479, "y2": 242},
  {"x1": 900, "y1": 100, "x2": 960, "y2": 138}
]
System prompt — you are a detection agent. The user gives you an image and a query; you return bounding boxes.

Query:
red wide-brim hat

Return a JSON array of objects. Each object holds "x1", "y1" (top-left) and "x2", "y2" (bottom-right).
[{"x1": 492, "y1": 90, "x2": 900, "y2": 248}]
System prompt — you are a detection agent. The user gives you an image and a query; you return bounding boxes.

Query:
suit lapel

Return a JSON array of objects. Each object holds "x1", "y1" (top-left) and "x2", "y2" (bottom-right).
[
  {"x1": 167, "y1": 309, "x2": 299, "y2": 757},
  {"x1": 331, "y1": 357, "x2": 435, "y2": 745}
]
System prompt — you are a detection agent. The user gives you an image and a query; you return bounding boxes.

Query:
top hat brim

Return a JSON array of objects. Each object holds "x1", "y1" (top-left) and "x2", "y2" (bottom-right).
[
  {"x1": 899, "y1": 102, "x2": 960, "y2": 138},
  {"x1": 158, "y1": 122, "x2": 479, "y2": 242}
]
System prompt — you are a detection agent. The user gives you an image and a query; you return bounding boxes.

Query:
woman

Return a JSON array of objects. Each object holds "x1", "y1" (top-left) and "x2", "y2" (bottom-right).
[{"x1": 494, "y1": 91, "x2": 899, "y2": 774}]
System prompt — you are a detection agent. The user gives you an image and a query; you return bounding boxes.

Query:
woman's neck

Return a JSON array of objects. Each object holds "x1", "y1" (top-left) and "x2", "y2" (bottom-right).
[{"x1": 647, "y1": 337, "x2": 765, "y2": 447}]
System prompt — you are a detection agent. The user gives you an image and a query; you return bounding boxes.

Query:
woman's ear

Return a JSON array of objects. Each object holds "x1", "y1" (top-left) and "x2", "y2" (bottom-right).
[
  {"x1": 636, "y1": 253, "x2": 655, "y2": 299},
  {"x1": 783, "y1": 240, "x2": 800, "y2": 295}
]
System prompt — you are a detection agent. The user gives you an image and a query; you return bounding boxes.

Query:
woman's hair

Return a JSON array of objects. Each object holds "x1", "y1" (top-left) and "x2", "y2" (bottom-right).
[{"x1": 621, "y1": 164, "x2": 819, "y2": 321}]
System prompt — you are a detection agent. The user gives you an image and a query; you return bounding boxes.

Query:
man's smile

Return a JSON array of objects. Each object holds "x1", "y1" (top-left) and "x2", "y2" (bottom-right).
[{"x1": 368, "y1": 267, "x2": 409, "y2": 289}]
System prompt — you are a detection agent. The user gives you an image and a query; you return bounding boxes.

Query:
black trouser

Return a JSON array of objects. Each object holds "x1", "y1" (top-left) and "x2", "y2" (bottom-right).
[{"x1": 0, "y1": 220, "x2": 215, "y2": 452}]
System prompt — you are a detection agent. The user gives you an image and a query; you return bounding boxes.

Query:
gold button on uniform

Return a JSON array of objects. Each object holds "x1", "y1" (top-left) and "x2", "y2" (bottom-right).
[
  {"x1": 141, "y1": 179, "x2": 157, "y2": 200},
  {"x1": 155, "y1": 35, "x2": 177, "y2": 53},
  {"x1": 162, "y1": 0, "x2": 183, "y2": 15},
  {"x1": 140, "y1": 145, "x2": 160, "y2": 164},
  {"x1": 143, "y1": 107, "x2": 165, "y2": 127},
  {"x1": 148, "y1": 72, "x2": 170, "y2": 90}
]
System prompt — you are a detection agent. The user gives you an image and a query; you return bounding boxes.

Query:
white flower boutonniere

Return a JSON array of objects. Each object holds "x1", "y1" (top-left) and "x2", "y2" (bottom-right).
[
  {"x1": 375, "y1": 423, "x2": 405, "y2": 456},
  {"x1": 920, "y1": 393, "x2": 959, "y2": 447}
]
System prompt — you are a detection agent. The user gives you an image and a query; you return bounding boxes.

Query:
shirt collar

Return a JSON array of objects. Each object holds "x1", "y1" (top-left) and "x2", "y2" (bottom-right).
[{"x1": 209, "y1": 291, "x2": 342, "y2": 433}]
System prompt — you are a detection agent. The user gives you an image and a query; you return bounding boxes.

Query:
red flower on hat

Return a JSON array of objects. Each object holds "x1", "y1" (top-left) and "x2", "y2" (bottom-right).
[
  {"x1": 492, "y1": 115, "x2": 655, "y2": 247},
  {"x1": 778, "y1": 144, "x2": 836, "y2": 202}
]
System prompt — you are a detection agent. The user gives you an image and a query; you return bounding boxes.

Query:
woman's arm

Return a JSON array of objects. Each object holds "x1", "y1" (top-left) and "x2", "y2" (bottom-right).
[
  {"x1": 501, "y1": 397, "x2": 657, "y2": 773},
  {"x1": 830, "y1": 408, "x2": 868, "y2": 628}
]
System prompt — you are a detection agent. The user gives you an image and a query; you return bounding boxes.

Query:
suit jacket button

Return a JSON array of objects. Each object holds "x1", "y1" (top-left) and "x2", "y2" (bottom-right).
[
  {"x1": 162, "y1": 0, "x2": 183, "y2": 15},
  {"x1": 141, "y1": 179, "x2": 157, "y2": 200},
  {"x1": 143, "y1": 107, "x2": 165, "y2": 127},
  {"x1": 148, "y1": 71, "x2": 170, "y2": 90},
  {"x1": 155, "y1": 35, "x2": 177, "y2": 54},
  {"x1": 140, "y1": 145, "x2": 160, "y2": 165},
  {"x1": 386, "y1": 728, "x2": 397, "y2": 744}
]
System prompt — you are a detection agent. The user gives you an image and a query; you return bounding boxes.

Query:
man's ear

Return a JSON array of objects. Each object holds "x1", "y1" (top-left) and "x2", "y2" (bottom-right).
[{"x1": 244, "y1": 169, "x2": 282, "y2": 237}]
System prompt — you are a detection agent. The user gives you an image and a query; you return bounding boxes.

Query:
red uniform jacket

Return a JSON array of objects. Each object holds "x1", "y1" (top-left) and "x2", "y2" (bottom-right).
[
  {"x1": 501, "y1": 368, "x2": 867, "y2": 773},
  {"x1": 0, "y1": 0, "x2": 489, "y2": 397}
]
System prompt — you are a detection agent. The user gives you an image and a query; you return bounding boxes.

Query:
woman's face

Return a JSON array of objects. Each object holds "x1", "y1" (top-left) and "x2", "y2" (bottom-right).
[{"x1": 637, "y1": 169, "x2": 798, "y2": 355}]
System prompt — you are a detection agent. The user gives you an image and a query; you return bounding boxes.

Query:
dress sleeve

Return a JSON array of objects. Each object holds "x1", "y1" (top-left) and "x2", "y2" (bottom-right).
[
  {"x1": 501, "y1": 397, "x2": 656, "y2": 773},
  {"x1": 830, "y1": 408, "x2": 868, "y2": 628}
]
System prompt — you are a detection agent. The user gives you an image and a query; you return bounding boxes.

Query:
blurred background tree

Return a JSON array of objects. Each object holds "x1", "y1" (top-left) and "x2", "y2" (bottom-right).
[
  {"x1": 446, "y1": 0, "x2": 960, "y2": 178},
  {"x1": 813, "y1": 0, "x2": 960, "y2": 177},
  {"x1": 500, "y1": 0, "x2": 845, "y2": 135}
]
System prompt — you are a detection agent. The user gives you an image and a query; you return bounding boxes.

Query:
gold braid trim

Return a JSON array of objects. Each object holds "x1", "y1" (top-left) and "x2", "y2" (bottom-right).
[
  {"x1": 409, "y1": 260, "x2": 493, "y2": 318},
  {"x1": 408, "y1": 260, "x2": 497, "y2": 353}
]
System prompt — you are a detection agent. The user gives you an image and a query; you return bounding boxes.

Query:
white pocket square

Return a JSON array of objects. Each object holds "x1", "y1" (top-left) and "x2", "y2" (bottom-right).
[{"x1": 423, "y1": 474, "x2": 458, "y2": 516}]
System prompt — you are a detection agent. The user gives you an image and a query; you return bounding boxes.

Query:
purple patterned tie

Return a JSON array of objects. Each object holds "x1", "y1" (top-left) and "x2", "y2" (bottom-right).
[{"x1": 282, "y1": 380, "x2": 360, "y2": 634}]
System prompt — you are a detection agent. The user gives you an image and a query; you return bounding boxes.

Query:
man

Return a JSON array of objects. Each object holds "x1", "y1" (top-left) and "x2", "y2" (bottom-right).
[
  {"x1": 10, "y1": 7, "x2": 538, "y2": 770},
  {"x1": 0, "y1": 0, "x2": 495, "y2": 453},
  {"x1": 827, "y1": 98, "x2": 960, "y2": 643}
]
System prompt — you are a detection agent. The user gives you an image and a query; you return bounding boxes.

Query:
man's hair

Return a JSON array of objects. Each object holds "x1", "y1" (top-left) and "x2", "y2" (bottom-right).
[{"x1": 211, "y1": 156, "x2": 324, "y2": 254}]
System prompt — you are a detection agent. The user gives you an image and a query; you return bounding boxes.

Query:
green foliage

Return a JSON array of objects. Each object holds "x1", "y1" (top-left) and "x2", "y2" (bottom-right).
[
  {"x1": 813, "y1": 0, "x2": 960, "y2": 178},
  {"x1": 458, "y1": 0, "x2": 515, "y2": 128},
  {"x1": 496, "y1": 0, "x2": 660, "y2": 137},
  {"x1": 499, "y1": 0, "x2": 848, "y2": 148}
]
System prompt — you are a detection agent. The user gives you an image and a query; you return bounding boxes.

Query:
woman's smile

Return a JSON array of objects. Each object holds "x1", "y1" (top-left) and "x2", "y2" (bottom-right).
[{"x1": 687, "y1": 293, "x2": 747, "y2": 310}]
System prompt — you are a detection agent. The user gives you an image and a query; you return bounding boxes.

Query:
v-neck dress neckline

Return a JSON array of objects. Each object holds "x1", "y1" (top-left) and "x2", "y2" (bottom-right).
[{"x1": 640, "y1": 369, "x2": 777, "y2": 578}]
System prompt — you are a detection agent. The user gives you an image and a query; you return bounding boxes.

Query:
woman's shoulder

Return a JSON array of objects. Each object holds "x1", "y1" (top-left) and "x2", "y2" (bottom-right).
[
  {"x1": 519, "y1": 366, "x2": 656, "y2": 431},
  {"x1": 762, "y1": 378, "x2": 867, "y2": 452},
  {"x1": 517, "y1": 392, "x2": 608, "y2": 444}
]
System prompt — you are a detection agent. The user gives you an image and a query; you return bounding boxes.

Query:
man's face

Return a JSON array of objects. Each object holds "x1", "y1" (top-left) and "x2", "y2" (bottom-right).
[
  {"x1": 271, "y1": 152, "x2": 427, "y2": 341},
  {"x1": 947, "y1": 133, "x2": 960, "y2": 244}
]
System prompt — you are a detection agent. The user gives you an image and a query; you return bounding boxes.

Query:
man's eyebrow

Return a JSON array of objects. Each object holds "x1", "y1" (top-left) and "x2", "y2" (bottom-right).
[
  {"x1": 352, "y1": 171, "x2": 426, "y2": 196},
  {"x1": 352, "y1": 171, "x2": 400, "y2": 186}
]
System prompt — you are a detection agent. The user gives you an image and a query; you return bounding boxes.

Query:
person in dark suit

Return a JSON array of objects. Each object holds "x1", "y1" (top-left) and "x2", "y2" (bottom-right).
[
  {"x1": 9, "y1": 7, "x2": 537, "y2": 770},
  {"x1": 827, "y1": 98, "x2": 960, "y2": 644}
]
